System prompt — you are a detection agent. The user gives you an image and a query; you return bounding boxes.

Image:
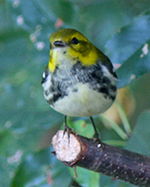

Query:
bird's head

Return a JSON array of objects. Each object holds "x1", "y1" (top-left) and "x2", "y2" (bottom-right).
[{"x1": 48, "y1": 28, "x2": 99, "y2": 72}]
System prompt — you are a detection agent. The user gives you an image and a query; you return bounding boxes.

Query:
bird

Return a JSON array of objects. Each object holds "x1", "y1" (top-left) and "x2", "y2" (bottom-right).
[{"x1": 41, "y1": 28, "x2": 117, "y2": 141}]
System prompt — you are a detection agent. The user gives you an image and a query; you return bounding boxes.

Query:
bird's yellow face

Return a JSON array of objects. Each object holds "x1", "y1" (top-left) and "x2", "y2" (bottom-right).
[{"x1": 48, "y1": 28, "x2": 99, "y2": 73}]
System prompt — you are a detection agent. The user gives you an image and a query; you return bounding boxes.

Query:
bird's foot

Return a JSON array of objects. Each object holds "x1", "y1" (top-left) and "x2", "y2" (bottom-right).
[{"x1": 92, "y1": 132, "x2": 101, "y2": 144}]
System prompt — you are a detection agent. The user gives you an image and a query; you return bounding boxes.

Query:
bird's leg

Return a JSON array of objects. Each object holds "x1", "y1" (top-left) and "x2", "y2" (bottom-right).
[
  {"x1": 90, "y1": 116, "x2": 101, "y2": 142},
  {"x1": 63, "y1": 115, "x2": 72, "y2": 139},
  {"x1": 64, "y1": 115, "x2": 69, "y2": 133}
]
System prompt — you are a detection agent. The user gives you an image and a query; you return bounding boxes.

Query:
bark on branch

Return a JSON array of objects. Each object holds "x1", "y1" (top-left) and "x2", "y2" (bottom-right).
[{"x1": 52, "y1": 130, "x2": 150, "y2": 186}]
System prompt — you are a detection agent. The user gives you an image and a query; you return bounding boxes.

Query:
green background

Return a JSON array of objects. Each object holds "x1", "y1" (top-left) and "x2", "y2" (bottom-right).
[{"x1": 1, "y1": 0, "x2": 150, "y2": 186}]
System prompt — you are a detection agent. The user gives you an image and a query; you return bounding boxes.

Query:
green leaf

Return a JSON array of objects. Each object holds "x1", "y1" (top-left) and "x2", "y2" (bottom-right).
[
  {"x1": 117, "y1": 39, "x2": 150, "y2": 88},
  {"x1": 69, "y1": 167, "x2": 100, "y2": 187},
  {"x1": 0, "y1": 129, "x2": 22, "y2": 187},
  {"x1": 125, "y1": 111, "x2": 150, "y2": 155},
  {"x1": 106, "y1": 11, "x2": 150, "y2": 87},
  {"x1": 11, "y1": 148, "x2": 72, "y2": 187},
  {"x1": 106, "y1": 11, "x2": 150, "y2": 64},
  {"x1": 67, "y1": 119, "x2": 95, "y2": 138}
]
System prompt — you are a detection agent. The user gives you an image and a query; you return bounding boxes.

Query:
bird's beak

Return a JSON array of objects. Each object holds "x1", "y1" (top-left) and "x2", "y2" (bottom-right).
[{"x1": 53, "y1": 40, "x2": 66, "y2": 47}]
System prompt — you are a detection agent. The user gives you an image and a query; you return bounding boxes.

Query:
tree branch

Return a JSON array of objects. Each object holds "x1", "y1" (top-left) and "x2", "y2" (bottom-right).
[{"x1": 52, "y1": 130, "x2": 150, "y2": 186}]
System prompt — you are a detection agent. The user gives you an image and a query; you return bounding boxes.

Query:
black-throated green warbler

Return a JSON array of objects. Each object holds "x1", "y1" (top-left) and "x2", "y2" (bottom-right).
[{"x1": 41, "y1": 28, "x2": 117, "y2": 140}]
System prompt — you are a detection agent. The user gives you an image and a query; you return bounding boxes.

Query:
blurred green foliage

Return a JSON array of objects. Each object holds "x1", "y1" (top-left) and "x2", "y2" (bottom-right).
[{"x1": 1, "y1": 0, "x2": 150, "y2": 186}]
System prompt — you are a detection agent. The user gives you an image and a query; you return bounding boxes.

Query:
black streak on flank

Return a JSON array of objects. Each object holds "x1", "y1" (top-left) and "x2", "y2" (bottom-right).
[
  {"x1": 71, "y1": 61, "x2": 117, "y2": 100},
  {"x1": 99, "y1": 87, "x2": 109, "y2": 95}
]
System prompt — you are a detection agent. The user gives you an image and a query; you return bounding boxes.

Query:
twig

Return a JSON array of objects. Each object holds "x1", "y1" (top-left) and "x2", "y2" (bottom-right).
[{"x1": 52, "y1": 130, "x2": 150, "y2": 187}]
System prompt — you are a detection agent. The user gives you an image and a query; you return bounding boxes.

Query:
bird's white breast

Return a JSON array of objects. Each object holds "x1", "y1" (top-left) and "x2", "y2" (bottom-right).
[{"x1": 51, "y1": 82, "x2": 113, "y2": 117}]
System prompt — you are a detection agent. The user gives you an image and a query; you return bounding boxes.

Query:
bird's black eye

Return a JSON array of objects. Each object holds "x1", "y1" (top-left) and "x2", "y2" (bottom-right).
[{"x1": 71, "y1": 37, "x2": 79, "y2": 44}]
